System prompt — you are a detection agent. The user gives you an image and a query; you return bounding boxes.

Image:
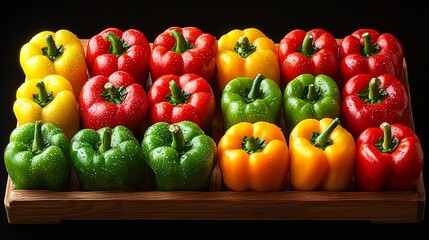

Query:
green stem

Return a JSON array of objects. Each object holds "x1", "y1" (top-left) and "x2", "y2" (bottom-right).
[
  {"x1": 314, "y1": 118, "x2": 340, "y2": 149},
  {"x1": 45, "y1": 35, "x2": 58, "y2": 56},
  {"x1": 105, "y1": 32, "x2": 124, "y2": 56},
  {"x1": 102, "y1": 82, "x2": 126, "y2": 104},
  {"x1": 170, "y1": 29, "x2": 187, "y2": 54},
  {"x1": 241, "y1": 136, "x2": 266, "y2": 154},
  {"x1": 234, "y1": 36, "x2": 256, "y2": 58},
  {"x1": 301, "y1": 34, "x2": 314, "y2": 57},
  {"x1": 381, "y1": 122, "x2": 392, "y2": 150},
  {"x1": 99, "y1": 127, "x2": 112, "y2": 153},
  {"x1": 32, "y1": 120, "x2": 45, "y2": 154},
  {"x1": 169, "y1": 124, "x2": 185, "y2": 153},
  {"x1": 362, "y1": 32, "x2": 374, "y2": 57},
  {"x1": 247, "y1": 74, "x2": 264, "y2": 100},
  {"x1": 306, "y1": 84, "x2": 317, "y2": 102},
  {"x1": 34, "y1": 81, "x2": 53, "y2": 107},
  {"x1": 368, "y1": 78, "x2": 381, "y2": 101},
  {"x1": 169, "y1": 80, "x2": 184, "y2": 104}
]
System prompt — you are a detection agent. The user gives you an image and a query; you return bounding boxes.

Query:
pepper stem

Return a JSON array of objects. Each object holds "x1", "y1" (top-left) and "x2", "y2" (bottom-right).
[
  {"x1": 247, "y1": 74, "x2": 264, "y2": 100},
  {"x1": 301, "y1": 34, "x2": 314, "y2": 57},
  {"x1": 99, "y1": 127, "x2": 112, "y2": 153},
  {"x1": 170, "y1": 29, "x2": 187, "y2": 54},
  {"x1": 45, "y1": 35, "x2": 58, "y2": 56},
  {"x1": 43, "y1": 35, "x2": 63, "y2": 61},
  {"x1": 33, "y1": 81, "x2": 53, "y2": 107},
  {"x1": 234, "y1": 36, "x2": 256, "y2": 58},
  {"x1": 32, "y1": 120, "x2": 45, "y2": 154},
  {"x1": 102, "y1": 82, "x2": 127, "y2": 104},
  {"x1": 368, "y1": 78, "x2": 381, "y2": 101},
  {"x1": 105, "y1": 32, "x2": 124, "y2": 56},
  {"x1": 169, "y1": 80, "x2": 184, "y2": 104},
  {"x1": 241, "y1": 136, "x2": 266, "y2": 154},
  {"x1": 306, "y1": 84, "x2": 317, "y2": 102},
  {"x1": 381, "y1": 122, "x2": 392, "y2": 150},
  {"x1": 314, "y1": 118, "x2": 340, "y2": 149},
  {"x1": 362, "y1": 32, "x2": 375, "y2": 57},
  {"x1": 169, "y1": 124, "x2": 185, "y2": 153}
]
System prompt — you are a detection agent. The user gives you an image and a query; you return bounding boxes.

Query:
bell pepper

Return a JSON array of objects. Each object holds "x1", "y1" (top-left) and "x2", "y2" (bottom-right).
[
  {"x1": 221, "y1": 73, "x2": 282, "y2": 131},
  {"x1": 79, "y1": 70, "x2": 150, "y2": 134},
  {"x1": 150, "y1": 26, "x2": 218, "y2": 85},
  {"x1": 4, "y1": 120, "x2": 70, "y2": 191},
  {"x1": 289, "y1": 117, "x2": 356, "y2": 191},
  {"x1": 355, "y1": 122, "x2": 424, "y2": 191},
  {"x1": 13, "y1": 74, "x2": 80, "y2": 141},
  {"x1": 341, "y1": 73, "x2": 411, "y2": 139},
  {"x1": 216, "y1": 28, "x2": 281, "y2": 90},
  {"x1": 86, "y1": 27, "x2": 151, "y2": 87},
  {"x1": 147, "y1": 73, "x2": 216, "y2": 133},
  {"x1": 141, "y1": 121, "x2": 217, "y2": 191},
  {"x1": 19, "y1": 29, "x2": 88, "y2": 98},
  {"x1": 339, "y1": 28, "x2": 404, "y2": 86},
  {"x1": 70, "y1": 125, "x2": 146, "y2": 191},
  {"x1": 217, "y1": 121, "x2": 289, "y2": 192},
  {"x1": 278, "y1": 28, "x2": 339, "y2": 86},
  {"x1": 282, "y1": 73, "x2": 341, "y2": 135}
]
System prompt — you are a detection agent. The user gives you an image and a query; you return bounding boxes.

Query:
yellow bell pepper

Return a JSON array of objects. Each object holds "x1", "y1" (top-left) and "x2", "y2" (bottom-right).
[
  {"x1": 288, "y1": 118, "x2": 356, "y2": 191},
  {"x1": 19, "y1": 29, "x2": 88, "y2": 98},
  {"x1": 13, "y1": 74, "x2": 80, "y2": 141},
  {"x1": 216, "y1": 28, "x2": 281, "y2": 90},
  {"x1": 217, "y1": 121, "x2": 290, "y2": 191}
]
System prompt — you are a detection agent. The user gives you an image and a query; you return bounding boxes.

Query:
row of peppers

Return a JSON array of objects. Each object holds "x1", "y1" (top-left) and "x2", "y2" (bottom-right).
[{"x1": 4, "y1": 26, "x2": 424, "y2": 193}]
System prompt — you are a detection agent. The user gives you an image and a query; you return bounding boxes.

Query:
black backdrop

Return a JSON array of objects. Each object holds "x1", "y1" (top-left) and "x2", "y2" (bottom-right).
[{"x1": 1, "y1": 0, "x2": 427, "y2": 236}]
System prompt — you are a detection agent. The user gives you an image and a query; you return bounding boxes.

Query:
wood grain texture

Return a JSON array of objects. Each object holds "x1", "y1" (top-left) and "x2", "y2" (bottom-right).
[{"x1": 4, "y1": 39, "x2": 425, "y2": 224}]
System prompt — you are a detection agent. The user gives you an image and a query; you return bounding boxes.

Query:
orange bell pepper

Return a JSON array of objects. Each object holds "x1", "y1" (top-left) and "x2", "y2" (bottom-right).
[
  {"x1": 217, "y1": 121, "x2": 289, "y2": 191},
  {"x1": 288, "y1": 117, "x2": 356, "y2": 191},
  {"x1": 216, "y1": 28, "x2": 281, "y2": 90}
]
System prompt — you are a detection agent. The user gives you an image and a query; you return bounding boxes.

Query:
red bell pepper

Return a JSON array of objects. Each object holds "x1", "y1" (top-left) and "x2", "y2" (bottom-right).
[
  {"x1": 355, "y1": 122, "x2": 424, "y2": 191},
  {"x1": 341, "y1": 73, "x2": 411, "y2": 139},
  {"x1": 147, "y1": 73, "x2": 216, "y2": 133},
  {"x1": 278, "y1": 28, "x2": 339, "y2": 86},
  {"x1": 339, "y1": 28, "x2": 404, "y2": 87},
  {"x1": 150, "y1": 26, "x2": 218, "y2": 85},
  {"x1": 86, "y1": 27, "x2": 151, "y2": 87},
  {"x1": 79, "y1": 70, "x2": 149, "y2": 133}
]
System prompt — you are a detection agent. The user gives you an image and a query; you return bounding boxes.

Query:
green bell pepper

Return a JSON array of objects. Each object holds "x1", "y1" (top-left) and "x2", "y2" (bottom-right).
[
  {"x1": 142, "y1": 121, "x2": 217, "y2": 191},
  {"x1": 221, "y1": 73, "x2": 282, "y2": 131},
  {"x1": 70, "y1": 125, "x2": 146, "y2": 191},
  {"x1": 283, "y1": 73, "x2": 341, "y2": 134},
  {"x1": 4, "y1": 120, "x2": 70, "y2": 191}
]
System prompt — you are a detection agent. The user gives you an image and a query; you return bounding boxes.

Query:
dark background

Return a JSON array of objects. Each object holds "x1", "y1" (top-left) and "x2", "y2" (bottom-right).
[{"x1": 1, "y1": 0, "x2": 427, "y2": 236}]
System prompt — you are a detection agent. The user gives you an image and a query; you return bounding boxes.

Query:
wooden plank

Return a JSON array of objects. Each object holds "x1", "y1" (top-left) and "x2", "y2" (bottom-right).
[{"x1": 4, "y1": 39, "x2": 425, "y2": 224}]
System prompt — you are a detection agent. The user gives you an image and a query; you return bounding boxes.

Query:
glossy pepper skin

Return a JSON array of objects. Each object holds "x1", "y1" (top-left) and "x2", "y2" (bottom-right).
[
  {"x1": 70, "y1": 125, "x2": 146, "y2": 191},
  {"x1": 278, "y1": 29, "x2": 339, "y2": 86},
  {"x1": 339, "y1": 29, "x2": 404, "y2": 87},
  {"x1": 13, "y1": 74, "x2": 80, "y2": 141},
  {"x1": 217, "y1": 121, "x2": 290, "y2": 192},
  {"x1": 142, "y1": 121, "x2": 217, "y2": 191},
  {"x1": 283, "y1": 73, "x2": 340, "y2": 135},
  {"x1": 341, "y1": 73, "x2": 411, "y2": 139},
  {"x1": 221, "y1": 74, "x2": 282, "y2": 131},
  {"x1": 147, "y1": 73, "x2": 216, "y2": 133},
  {"x1": 19, "y1": 29, "x2": 88, "y2": 98},
  {"x1": 289, "y1": 118, "x2": 356, "y2": 191},
  {"x1": 86, "y1": 28, "x2": 151, "y2": 87},
  {"x1": 150, "y1": 26, "x2": 218, "y2": 84},
  {"x1": 4, "y1": 121, "x2": 70, "y2": 191},
  {"x1": 79, "y1": 71, "x2": 150, "y2": 134},
  {"x1": 216, "y1": 28, "x2": 281, "y2": 90},
  {"x1": 355, "y1": 122, "x2": 424, "y2": 191}
]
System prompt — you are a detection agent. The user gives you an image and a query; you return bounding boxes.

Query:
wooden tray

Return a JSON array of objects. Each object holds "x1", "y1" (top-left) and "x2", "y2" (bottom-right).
[{"x1": 4, "y1": 39, "x2": 425, "y2": 224}]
